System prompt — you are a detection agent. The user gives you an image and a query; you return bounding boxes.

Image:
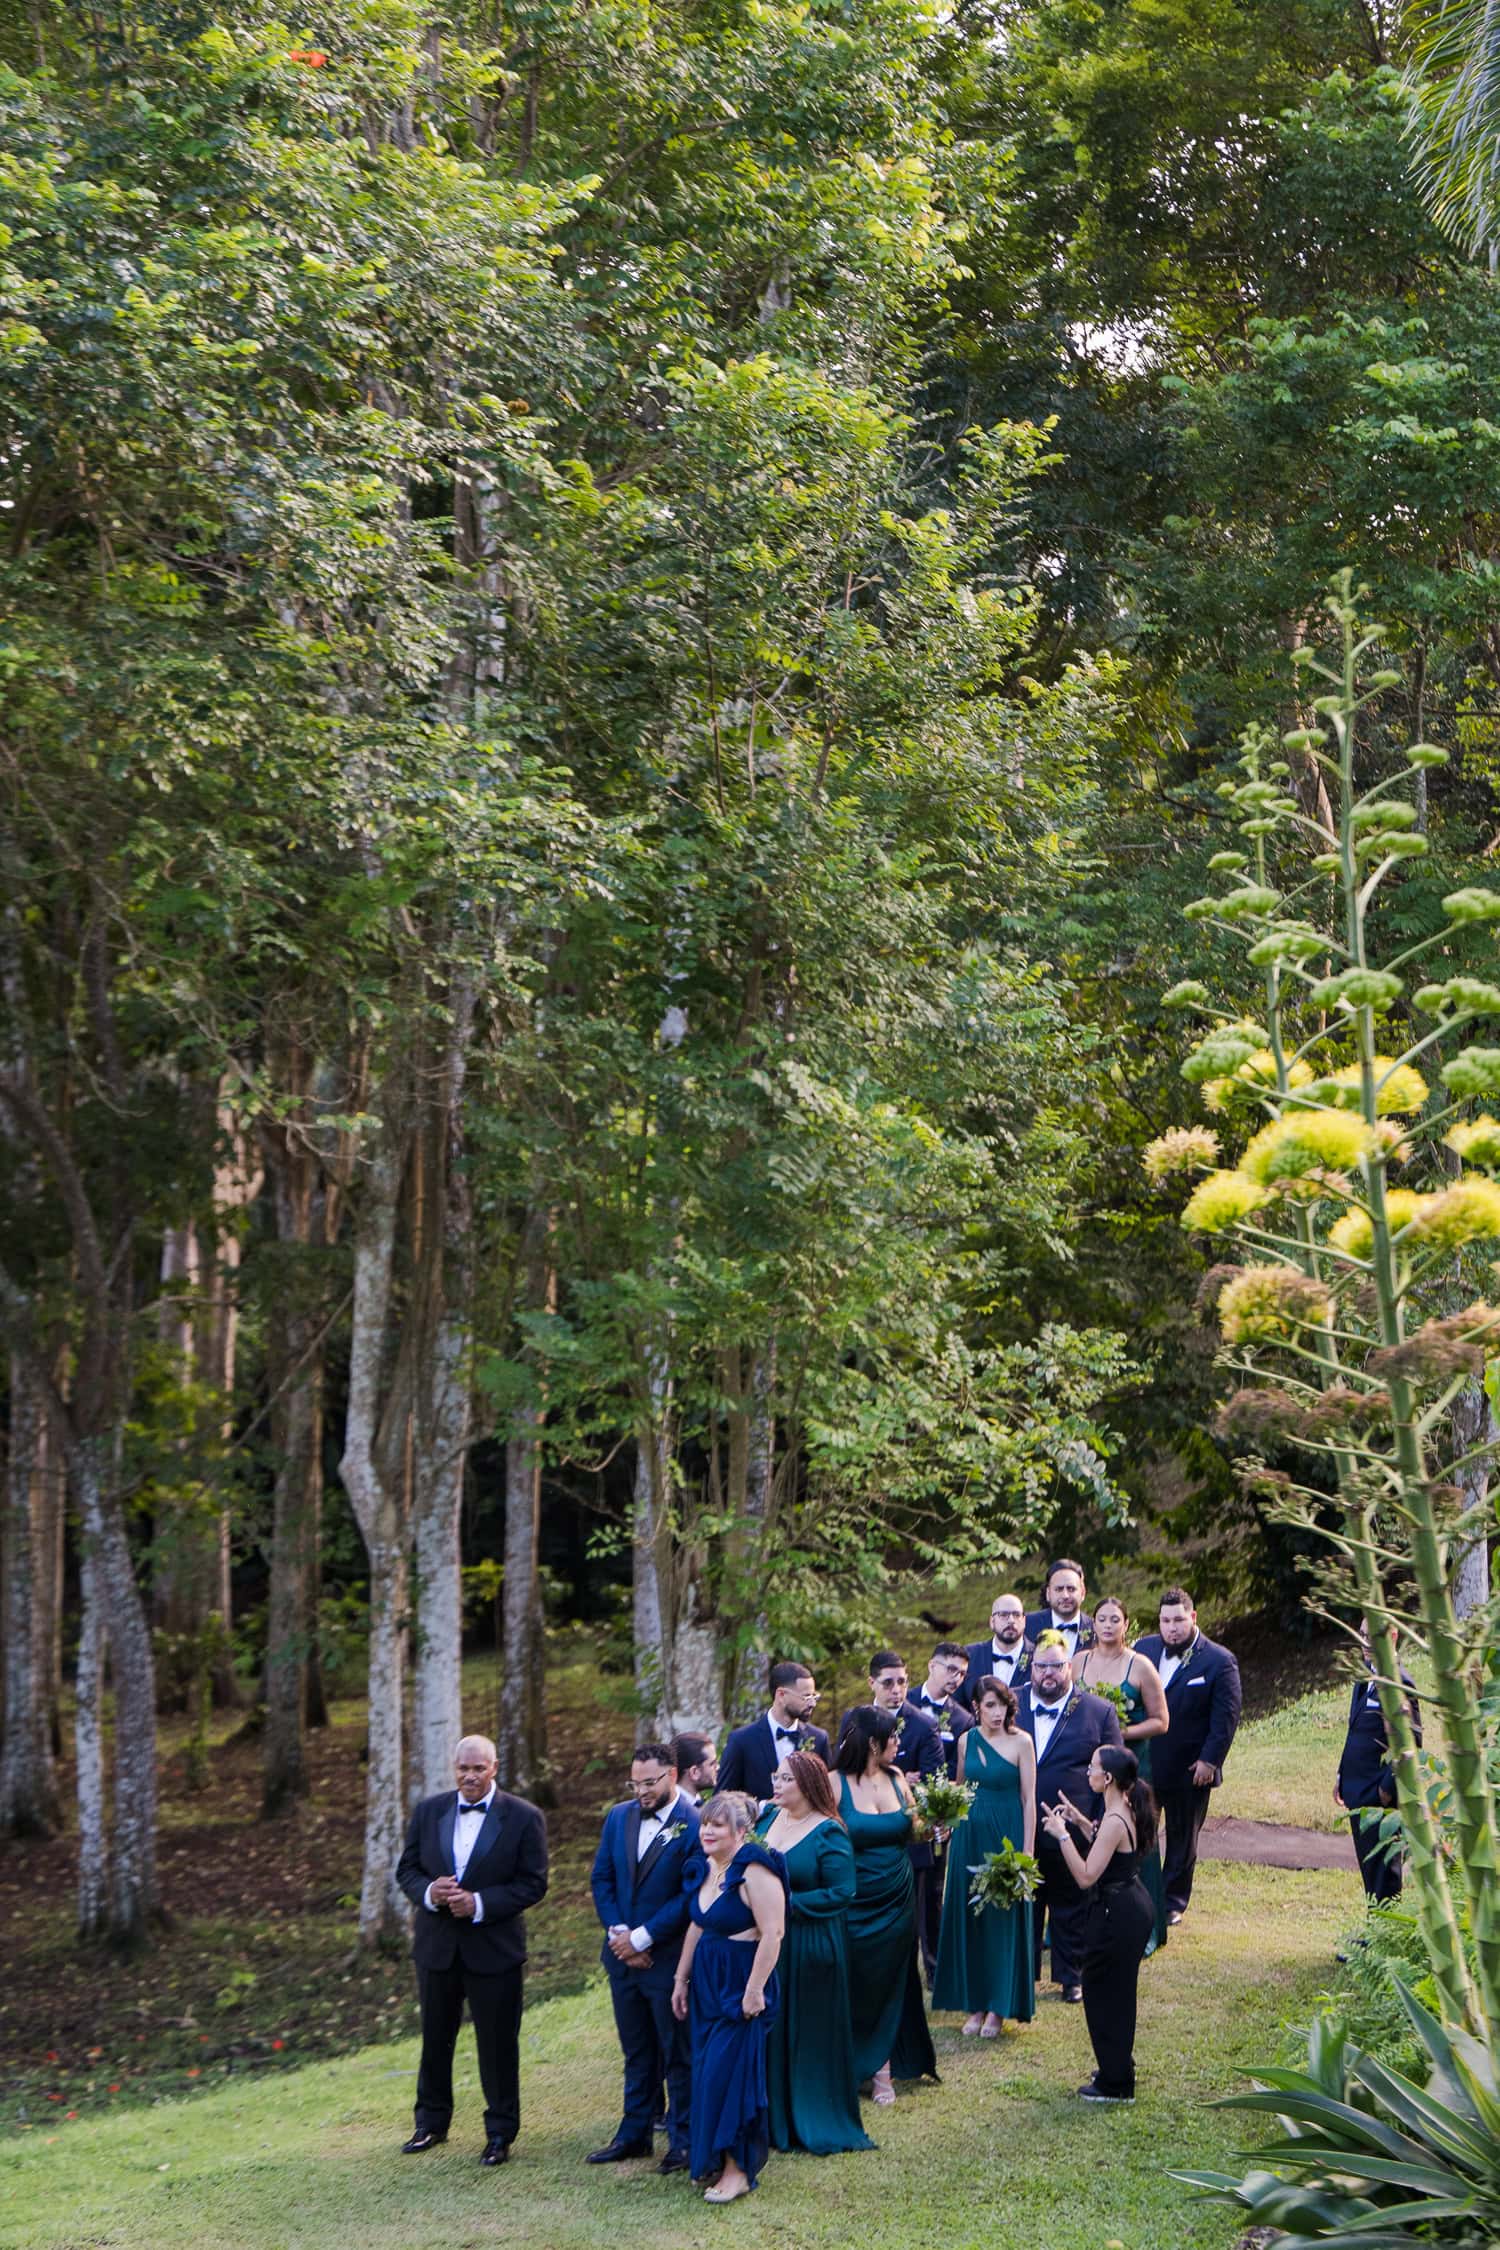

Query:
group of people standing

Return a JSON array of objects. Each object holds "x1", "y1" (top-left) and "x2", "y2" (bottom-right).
[{"x1": 577, "y1": 1563, "x2": 1245, "y2": 2200}]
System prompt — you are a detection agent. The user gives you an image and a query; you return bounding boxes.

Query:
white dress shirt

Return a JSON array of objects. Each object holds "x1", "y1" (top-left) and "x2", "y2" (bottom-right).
[
  {"x1": 1049, "y1": 1613, "x2": 1083, "y2": 1645},
  {"x1": 1031, "y1": 1693, "x2": 1068, "y2": 1754},
  {"x1": 989, "y1": 1642, "x2": 1023, "y2": 1677},
  {"x1": 424, "y1": 1787, "x2": 493, "y2": 1919},
  {"x1": 1159, "y1": 1638, "x2": 1196, "y2": 1691},
  {"x1": 766, "y1": 1709, "x2": 802, "y2": 1758},
  {"x1": 627, "y1": 1789, "x2": 687, "y2": 1952}
]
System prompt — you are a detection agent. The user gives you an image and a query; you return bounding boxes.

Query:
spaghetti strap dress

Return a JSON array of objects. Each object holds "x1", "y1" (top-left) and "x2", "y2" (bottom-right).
[
  {"x1": 687, "y1": 1838, "x2": 788, "y2": 2188},
  {"x1": 836, "y1": 1775, "x2": 937, "y2": 2085},
  {"x1": 931, "y1": 1728, "x2": 1035, "y2": 2021}
]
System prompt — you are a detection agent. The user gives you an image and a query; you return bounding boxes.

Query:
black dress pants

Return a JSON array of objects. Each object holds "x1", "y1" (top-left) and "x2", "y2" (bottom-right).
[
  {"x1": 1081, "y1": 1878, "x2": 1154, "y2": 2097},
  {"x1": 1157, "y1": 1782, "x2": 1213, "y2": 1913},
  {"x1": 1349, "y1": 1807, "x2": 1402, "y2": 1902},
  {"x1": 1033, "y1": 1837, "x2": 1088, "y2": 1989},
  {"x1": 414, "y1": 1959, "x2": 525, "y2": 2144}
]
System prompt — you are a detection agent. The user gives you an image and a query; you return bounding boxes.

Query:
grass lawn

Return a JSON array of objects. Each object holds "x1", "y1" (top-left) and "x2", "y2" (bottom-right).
[
  {"x1": 1215, "y1": 1686, "x2": 1351, "y2": 1831},
  {"x1": 1, "y1": 1859, "x2": 1347, "y2": 2250}
]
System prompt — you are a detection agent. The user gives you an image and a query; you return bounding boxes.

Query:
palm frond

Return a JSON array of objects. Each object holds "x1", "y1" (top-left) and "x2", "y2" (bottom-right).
[{"x1": 1405, "y1": 0, "x2": 1500, "y2": 255}]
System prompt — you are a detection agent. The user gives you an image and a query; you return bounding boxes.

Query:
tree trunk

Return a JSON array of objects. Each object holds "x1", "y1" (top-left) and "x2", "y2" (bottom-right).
[
  {"x1": 496, "y1": 1207, "x2": 552, "y2": 1796},
  {"x1": 0, "y1": 1349, "x2": 60, "y2": 1834},
  {"x1": 1451, "y1": 1374, "x2": 1495, "y2": 1621},
  {"x1": 631, "y1": 1363, "x2": 671, "y2": 1733},
  {"x1": 409, "y1": 977, "x2": 477, "y2": 1799},
  {"x1": 338, "y1": 1131, "x2": 412, "y2": 1948},
  {"x1": 73, "y1": 1429, "x2": 158, "y2": 1947},
  {"x1": 75, "y1": 1535, "x2": 109, "y2": 1940}
]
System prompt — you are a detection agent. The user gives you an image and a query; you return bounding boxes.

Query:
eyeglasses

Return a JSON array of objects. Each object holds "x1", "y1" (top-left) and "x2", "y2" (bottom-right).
[{"x1": 628, "y1": 1775, "x2": 670, "y2": 1792}]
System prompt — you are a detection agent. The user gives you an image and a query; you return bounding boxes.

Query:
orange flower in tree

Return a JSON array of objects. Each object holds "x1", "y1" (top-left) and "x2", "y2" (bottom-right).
[{"x1": 288, "y1": 48, "x2": 328, "y2": 66}]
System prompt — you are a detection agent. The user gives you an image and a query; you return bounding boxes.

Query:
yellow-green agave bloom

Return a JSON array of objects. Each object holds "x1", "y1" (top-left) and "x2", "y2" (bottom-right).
[
  {"x1": 1409, "y1": 1176, "x2": 1500, "y2": 1251},
  {"x1": 1144, "y1": 1126, "x2": 1221, "y2": 1182},
  {"x1": 1312, "y1": 1059, "x2": 1430, "y2": 1115},
  {"x1": 1182, "y1": 1170, "x2": 1267, "y2": 1232},
  {"x1": 1326, "y1": 1189, "x2": 1430, "y2": 1259},
  {"x1": 1240, "y1": 1108, "x2": 1377, "y2": 1185},
  {"x1": 1445, "y1": 1114, "x2": 1500, "y2": 1169},
  {"x1": 1218, "y1": 1264, "x2": 1334, "y2": 1346}
]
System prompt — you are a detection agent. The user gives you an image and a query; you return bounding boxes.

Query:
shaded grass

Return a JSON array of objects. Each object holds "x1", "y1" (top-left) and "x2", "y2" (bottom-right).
[
  {"x1": 1, "y1": 1860, "x2": 1346, "y2": 2250},
  {"x1": 1215, "y1": 1686, "x2": 1351, "y2": 1830}
]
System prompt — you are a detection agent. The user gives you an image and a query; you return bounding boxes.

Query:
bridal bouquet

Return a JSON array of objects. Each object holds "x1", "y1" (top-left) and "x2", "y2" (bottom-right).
[
  {"x1": 910, "y1": 1774, "x2": 976, "y2": 1839},
  {"x1": 968, "y1": 1839, "x2": 1040, "y2": 1914}
]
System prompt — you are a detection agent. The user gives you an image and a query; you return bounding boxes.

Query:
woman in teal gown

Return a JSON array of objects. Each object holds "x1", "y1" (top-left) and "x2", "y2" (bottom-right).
[
  {"x1": 754, "y1": 1750, "x2": 874, "y2": 2155},
  {"x1": 932, "y1": 1675, "x2": 1036, "y2": 2031},
  {"x1": 1079, "y1": 1596, "x2": 1170, "y2": 1954},
  {"x1": 832, "y1": 1707, "x2": 937, "y2": 2104}
]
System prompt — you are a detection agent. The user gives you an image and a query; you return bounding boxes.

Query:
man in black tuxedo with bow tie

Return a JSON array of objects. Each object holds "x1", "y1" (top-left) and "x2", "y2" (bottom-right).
[
  {"x1": 957, "y1": 1591, "x2": 1034, "y2": 1709},
  {"x1": 1019, "y1": 1643, "x2": 1122, "y2": 2000},
  {"x1": 718, "y1": 1661, "x2": 830, "y2": 1801},
  {"x1": 588, "y1": 1743, "x2": 701, "y2": 2171},
  {"x1": 1023, "y1": 1558, "x2": 1095, "y2": 1668},
  {"x1": 1335, "y1": 1628, "x2": 1421, "y2": 1903},
  {"x1": 395, "y1": 1732, "x2": 549, "y2": 2164},
  {"x1": 1132, "y1": 1587, "x2": 1242, "y2": 1927},
  {"x1": 912, "y1": 1642, "x2": 974, "y2": 1979}
]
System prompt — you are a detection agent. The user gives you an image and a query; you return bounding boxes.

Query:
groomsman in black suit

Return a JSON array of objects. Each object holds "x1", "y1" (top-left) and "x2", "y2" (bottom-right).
[
  {"x1": 1019, "y1": 1644, "x2": 1122, "y2": 2000},
  {"x1": 670, "y1": 1731, "x2": 719, "y2": 1806},
  {"x1": 1023, "y1": 1558, "x2": 1095, "y2": 1665},
  {"x1": 1133, "y1": 1587, "x2": 1242, "y2": 1926},
  {"x1": 912, "y1": 1642, "x2": 975, "y2": 1979},
  {"x1": 395, "y1": 1732, "x2": 549, "y2": 2164},
  {"x1": 957, "y1": 1591, "x2": 1034, "y2": 1709},
  {"x1": 1335, "y1": 1629, "x2": 1422, "y2": 1903},
  {"x1": 718, "y1": 1661, "x2": 830, "y2": 1801},
  {"x1": 587, "y1": 1743, "x2": 701, "y2": 2172}
]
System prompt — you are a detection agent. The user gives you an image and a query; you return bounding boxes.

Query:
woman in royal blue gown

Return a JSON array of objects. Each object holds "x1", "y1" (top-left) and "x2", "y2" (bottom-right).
[{"x1": 671, "y1": 1791, "x2": 788, "y2": 2202}]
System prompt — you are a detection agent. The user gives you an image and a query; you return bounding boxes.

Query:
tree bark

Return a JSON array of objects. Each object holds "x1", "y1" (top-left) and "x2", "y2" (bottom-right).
[
  {"x1": 74, "y1": 1535, "x2": 109, "y2": 1939},
  {"x1": 338, "y1": 1130, "x2": 412, "y2": 1948},
  {"x1": 0, "y1": 1349, "x2": 60, "y2": 1834},
  {"x1": 73, "y1": 1428, "x2": 158, "y2": 1946},
  {"x1": 631, "y1": 1356, "x2": 672, "y2": 1733},
  {"x1": 496, "y1": 1207, "x2": 552, "y2": 1796}
]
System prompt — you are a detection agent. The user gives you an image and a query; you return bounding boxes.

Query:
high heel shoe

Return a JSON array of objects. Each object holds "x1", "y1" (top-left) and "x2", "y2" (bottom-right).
[
  {"x1": 980, "y1": 2014, "x2": 1002, "y2": 2039},
  {"x1": 871, "y1": 2063, "x2": 896, "y2": 2106},
  {"x1": 961, "y1": 2014, "x2": 984, "y2": 2036}
]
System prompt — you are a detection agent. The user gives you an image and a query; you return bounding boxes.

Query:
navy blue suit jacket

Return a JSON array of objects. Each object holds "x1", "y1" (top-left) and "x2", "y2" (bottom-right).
[
  {"x1": 396, "y1": 1788, "x2": 549, "y2": 1972},
  {"x1": 956, "y1": 1639, "x2": 1034, "y2": 1710},
  {"x1": 1017, "y1": 1685, "x2": 1122, "y2": 1821},
  {"x1": 590, "y1": 1794, "x2": 701, "y2": 1988},
  {"x1": 1338, "y1": 1668, "x2": 1421, "y2": 1810},
  {"x1": 911, "y1": 1692, "x2": 975, "y2": 1780},
  {"x1": 717, "y1": 1717, "x2": 831, "y2": 1804},
  {"x1": 1133, "y1": 1633, "x2": 1242, "y2": 1790}
]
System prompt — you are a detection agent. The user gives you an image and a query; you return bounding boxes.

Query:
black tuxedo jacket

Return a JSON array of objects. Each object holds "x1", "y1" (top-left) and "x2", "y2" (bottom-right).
[
  {"x1": 1023, "y1": 1608, "x2": 1095, "y2": 1656},
  {"x1": 1133, "y1": 1633, "x2": 1242, "y2": 1790},
  {"x1": 1017, "y1": 1684, "x2": 1121, "y2": 1820},
  {"x1": 1338, "y1": 1667, "x2": 1421, "y2": 1809},
  {"x1": 396, "y1": 1788, "x2": 549, "y2": 1973},
  {"x1": 911, "y1": 1692, "x2": 975, "y2": 1779},
  {"x1": 718, "y1": 1716, "x2": 831, "y2": 1803},
  {"x1": 956, "y1": 1638, "x2": 1034, "y2": 1710}
]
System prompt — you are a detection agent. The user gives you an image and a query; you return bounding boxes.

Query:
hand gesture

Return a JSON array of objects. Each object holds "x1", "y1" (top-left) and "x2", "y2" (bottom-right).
[
  {"x1": 1040, "y1": 1800, "x2": 1070, "y2": 1841},
  {"x1": 449, "y1": 1886, "x2": 478, "y2": 1919}
]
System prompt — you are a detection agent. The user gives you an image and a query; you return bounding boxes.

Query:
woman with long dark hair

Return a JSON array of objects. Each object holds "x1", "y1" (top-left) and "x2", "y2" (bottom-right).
[
  {"x1": 1040, "y1": 1744, "x2": 1156, "y2": 2102},
  {"x1": 753, "y1": 1751, "x2": 873, "y2": 2154},
  {"x1": 832, "y1": 1707, "x2": 937, "y2": 2106},
  {"x1": 1077, "y1": 1595, "x2": 1170, "y2": 1953}
]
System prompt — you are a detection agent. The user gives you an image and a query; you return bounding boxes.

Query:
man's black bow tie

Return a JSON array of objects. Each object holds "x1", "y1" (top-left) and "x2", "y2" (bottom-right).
[
  {"x1": 774, "y1": 1727, "x2": 799, "y2": 1742},
  {"x1": 458, "y1": 1798, "x2": 488, "y2": 1813}
]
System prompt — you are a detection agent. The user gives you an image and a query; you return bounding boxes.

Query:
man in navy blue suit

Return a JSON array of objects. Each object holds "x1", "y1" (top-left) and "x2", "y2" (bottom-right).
[
  {"x1": 1019, "y1": 1645, "x2": 1122, "y2": 2000},
  {"x1": 1133, "y1": 1587, "x2": 1242, "y2": 1926},
  {"x1": 394, "y1": 1732, "x2": 549, "y2": 2164},
  {"x1": 587, "y1": 1742, "x2": 701, "y2": 2172},
  {"x1": 718, "y1": 1661, "x2": 830, "y2": 1801},
  {"x1": 956, "y1": 1591, "x2": 1034, "y2": 1709},
  {"x1": 1023, "y1": 1558, "x2": 1095, "y2": 1666},
  {"x1": 1335, "y1": 1629, "x2": 1422, "y2": 1903}
]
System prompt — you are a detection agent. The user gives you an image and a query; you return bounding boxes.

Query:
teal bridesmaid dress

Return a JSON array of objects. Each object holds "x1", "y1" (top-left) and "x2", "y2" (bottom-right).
[
  {"x1": 836, "y1": 1775, "x2": 937, "y2": 2084},
  {"x1": 753, "y1": 1811, "x2": 874, "y2": 2153},
  {"x1": 931, "y1": 1728, "x2": 1035, "y2": 2021}
]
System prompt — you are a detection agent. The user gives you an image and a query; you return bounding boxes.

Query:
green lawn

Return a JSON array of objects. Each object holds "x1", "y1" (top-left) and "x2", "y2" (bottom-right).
[
  {"x1": 1, "y1": 1860, "x2": 1346, "y2": 2250},
  {"x1": 1215, "y1": 1685, "x2": 1351, "y2": 1830}
]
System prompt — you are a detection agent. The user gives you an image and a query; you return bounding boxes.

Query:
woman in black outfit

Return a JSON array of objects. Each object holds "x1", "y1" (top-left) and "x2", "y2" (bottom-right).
[{"x1": 1039, "y1": 1744, "x2": 1155, "y2": 2102}]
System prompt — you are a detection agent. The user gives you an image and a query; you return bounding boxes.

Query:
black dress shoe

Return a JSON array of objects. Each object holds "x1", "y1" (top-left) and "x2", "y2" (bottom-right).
[
  {"x1": 1061, "y1": 1984, "x2": 1084, "y2": 2004},
  {"x1": 585, "y1": 2137, "x2": 653, "y2": 2164},
  {"x1": 401, "y1": 2128, "x2": 447, "y2": 2153},
  {"x1": 657, "y1": 2150, "x2": 692, "y2": 2174},
  {"x1": 1166, "y1": 1907, "x2": 1185, "y2": 1926},
  {"x1": 480, "y1": 2139, "x2": 510, "y2": 2166}
]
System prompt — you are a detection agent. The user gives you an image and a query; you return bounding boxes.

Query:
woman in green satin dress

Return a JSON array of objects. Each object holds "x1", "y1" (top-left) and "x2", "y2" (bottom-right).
[
  {"x1": 832, "y1": 1707, "x2": 938, "y2": 2105},
  {"x1": 1078, "y1": 1596, "x2": 1170, "y2": 1953},
  {"x1": 932, "y1": 1676, "x2": 1036, "y2": 2032},
  {"x1": 753, "y1": 1751, "x2": 875, "y2": 2155}
]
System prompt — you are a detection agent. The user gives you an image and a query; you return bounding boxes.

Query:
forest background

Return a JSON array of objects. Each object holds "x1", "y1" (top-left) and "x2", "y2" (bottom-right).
[{"x1": 1, "y1": 0, "x2": 1497, "y2": 2077}]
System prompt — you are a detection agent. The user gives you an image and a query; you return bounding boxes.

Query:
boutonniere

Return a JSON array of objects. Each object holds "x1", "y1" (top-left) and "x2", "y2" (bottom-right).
[{"x1": 665, "y1": 1821, "x2": 688, "y2": 1844}]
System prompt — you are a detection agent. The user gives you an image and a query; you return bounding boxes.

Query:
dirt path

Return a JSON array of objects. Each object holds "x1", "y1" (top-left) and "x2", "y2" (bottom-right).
[{"x1": 1201, "y1": 1814, "x2": 1357, "y2": 1870}]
